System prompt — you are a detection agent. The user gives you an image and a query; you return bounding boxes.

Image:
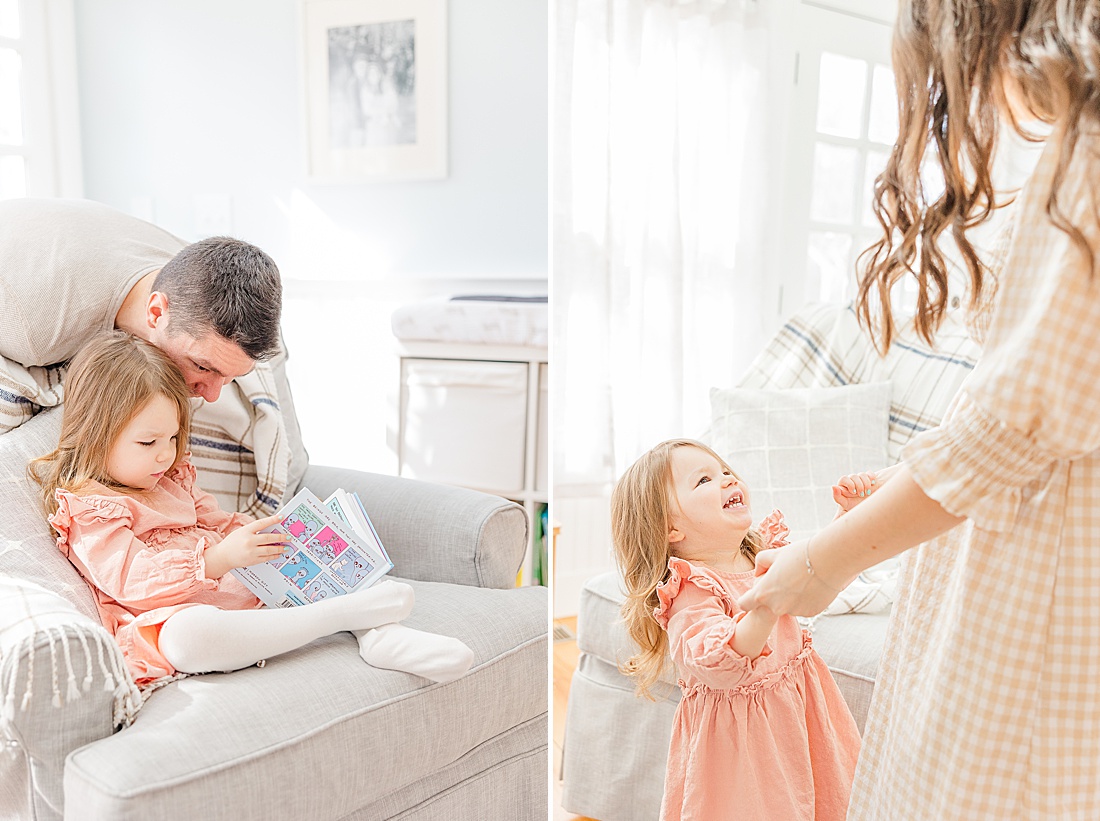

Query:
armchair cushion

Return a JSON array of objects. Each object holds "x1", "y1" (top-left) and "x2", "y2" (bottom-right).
[{"x1": 63, "y1": 579, "x2": 547, "y2": 820}]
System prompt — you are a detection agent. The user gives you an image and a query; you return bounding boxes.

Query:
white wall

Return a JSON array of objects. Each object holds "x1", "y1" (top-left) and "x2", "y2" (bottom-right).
[
  {"x1": 72, "y1": 0, "x2": 547, "y2": 280},
  {"x1": 71, "y1": 0, "x2": 548, "y2": 472}
]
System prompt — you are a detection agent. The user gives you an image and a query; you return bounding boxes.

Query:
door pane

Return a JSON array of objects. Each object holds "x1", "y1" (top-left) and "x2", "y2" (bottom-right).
[
  {"x1": 867, "y1": 64, "x2": 898, "y2": 145},
  {"x1": 0, "y1": 154, "x2": 26, "y2": 198},
  {"x1": 807, "y1": 231, "x2": 854, "y2": 303},
  {"x1": 816, "y1": 52, "x2": 867, "y2": 140},
  {"x1": 0, "y1": 47, "x2": 21, "y2": 145},
  {"x1": 810, "y1": 142, "x2": 859, "y2": 223},
  {"x1": 862, "y1": 149, "x2": 889, "y2": 227},
  {"x1": 0, "y1": 0, "x2": 18, "y2": 39}
]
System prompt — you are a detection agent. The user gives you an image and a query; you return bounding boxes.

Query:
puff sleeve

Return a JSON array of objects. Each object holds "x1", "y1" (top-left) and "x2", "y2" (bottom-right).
[
  {"x1": 166, "y1": 456, "x2": 254, "y2": 535},
  {"x1": 654, "y1": 558, "x2": 771, "y2": 689},
  {"x1": 51, "y1": 491, "x2": 219, "y2": 609},
  {"x1": 903, "y1": 140, "x2": 1100, "y2": 532},
  {"x1": 758, "y1": 509, "x2": 790, "y2": 549}
]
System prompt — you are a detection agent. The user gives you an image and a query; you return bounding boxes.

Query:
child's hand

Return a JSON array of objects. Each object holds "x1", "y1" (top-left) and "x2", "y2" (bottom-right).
[
  {"x1": 204, "y1": 514, "x2": 289, "y2": 579},
  {"x1": 832, "y1": 472, "x2": 878, "y2": 514}
]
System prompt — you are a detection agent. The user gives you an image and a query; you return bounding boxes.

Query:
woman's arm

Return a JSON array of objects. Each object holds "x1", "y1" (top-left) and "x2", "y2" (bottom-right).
[{"x1": 737, "y1": 463, "x2": 963, "y2": 616}]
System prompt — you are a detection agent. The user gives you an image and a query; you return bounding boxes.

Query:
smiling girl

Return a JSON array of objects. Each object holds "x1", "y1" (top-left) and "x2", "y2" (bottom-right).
[{"x1": 611, "y1": 438, "x2": 867, "y2": 821}]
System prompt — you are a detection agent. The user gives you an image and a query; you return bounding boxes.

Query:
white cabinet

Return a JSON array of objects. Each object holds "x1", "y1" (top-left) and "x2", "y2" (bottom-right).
[{"x1": 397, "y1": 341, "x2": 549, "y2": 584}]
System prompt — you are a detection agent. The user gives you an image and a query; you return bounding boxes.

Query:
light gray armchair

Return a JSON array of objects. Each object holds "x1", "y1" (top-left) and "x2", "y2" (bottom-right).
[{"x1": 0, "y1": 409, "x2": 547, "y2": 820}]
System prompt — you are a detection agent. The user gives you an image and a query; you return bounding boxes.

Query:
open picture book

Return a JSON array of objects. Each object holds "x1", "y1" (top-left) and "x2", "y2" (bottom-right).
[{"x1": 230, "y1": 488, "x2": 394, "y2": 608}]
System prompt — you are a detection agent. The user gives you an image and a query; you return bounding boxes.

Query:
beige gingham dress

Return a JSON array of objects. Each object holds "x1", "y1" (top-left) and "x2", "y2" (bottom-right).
[{"x1": 848, "y1": 135, "x2": 1100, "y2": 820}]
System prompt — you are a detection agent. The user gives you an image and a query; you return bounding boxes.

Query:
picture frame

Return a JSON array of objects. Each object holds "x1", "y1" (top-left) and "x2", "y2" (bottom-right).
[{"x1": 302, "y1": 0, "x2": 448, "y2": 181}]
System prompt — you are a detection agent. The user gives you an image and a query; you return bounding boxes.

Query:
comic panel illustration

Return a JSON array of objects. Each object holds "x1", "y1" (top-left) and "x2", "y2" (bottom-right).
[
  {"x1": 278, "y1": 551, "x2": 323, "y2": 589},
  {"x1": 303, "y1": 574, "x2": 345, "y2": 602},
  {"x1": 267, "y1": 542, "x2": 297, "y2": 569},
  {"x1": 281, "y1": 505, "x2": 325, "y2": 546},
  {"x1": 304, "y1": 525, "x2": 350, "y2": 565},
  {"x1": 330, "y1": 547, "x2": 374, "y2": 588}
]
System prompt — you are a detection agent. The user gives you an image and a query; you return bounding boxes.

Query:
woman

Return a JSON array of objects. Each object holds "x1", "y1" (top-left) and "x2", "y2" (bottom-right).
[{"x1": 738, "y1": 2, "x2": 1100, "y2": 818}]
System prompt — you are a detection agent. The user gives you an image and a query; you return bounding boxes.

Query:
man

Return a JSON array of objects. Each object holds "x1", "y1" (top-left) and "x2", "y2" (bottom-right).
[
  {"x1": 114, "y1": 236, "x2": 281, "y2": 401},
  {"x1": 0, "y1": 198, "x2": 306, "y2": 515}
]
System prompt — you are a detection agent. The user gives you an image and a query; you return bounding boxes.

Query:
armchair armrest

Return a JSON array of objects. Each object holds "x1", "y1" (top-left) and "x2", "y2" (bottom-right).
[
  {"x1": 299, "y1": 465, "x2": 527, "y2": 589},
  {"x1": 0, "y1": 577, "x2": 139, "y2": 821}
]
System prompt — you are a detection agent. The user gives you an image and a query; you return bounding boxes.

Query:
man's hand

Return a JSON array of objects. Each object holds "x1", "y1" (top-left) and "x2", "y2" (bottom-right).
[{"x1": 203, "y1": 514, "x2": 288, "y2": 579}]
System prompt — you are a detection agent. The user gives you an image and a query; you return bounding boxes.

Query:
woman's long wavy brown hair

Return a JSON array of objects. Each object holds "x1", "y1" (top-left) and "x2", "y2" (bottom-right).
[
  {"x1": 610, "y1": 439, "x2": 764, "y2": 699},
  {"x1": 28, "y1": 331, "x2": 192, "y2": 525},
  {"x1": 857, "y1": 0, "x2": 1100, "y2": 352}
]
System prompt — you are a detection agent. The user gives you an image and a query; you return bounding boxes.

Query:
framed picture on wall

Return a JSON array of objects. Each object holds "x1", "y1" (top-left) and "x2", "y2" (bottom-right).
[{"x1": 302, "y1": 0, "x2": 448, "y2": 181}]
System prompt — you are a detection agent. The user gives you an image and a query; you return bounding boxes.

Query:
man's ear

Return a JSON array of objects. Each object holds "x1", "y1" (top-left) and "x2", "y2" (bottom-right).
[{"x1": 146, "y1": 292, "x2": 169, "y2": 331}]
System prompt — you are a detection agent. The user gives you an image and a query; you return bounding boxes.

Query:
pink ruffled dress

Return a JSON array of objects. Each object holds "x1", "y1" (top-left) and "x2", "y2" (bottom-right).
[
  {"x1": 654, "y1": 511, "x2": 861, "y2": 821},
  {"x1": 50, "y1": 456, "x2": 262, "y2": 684}
]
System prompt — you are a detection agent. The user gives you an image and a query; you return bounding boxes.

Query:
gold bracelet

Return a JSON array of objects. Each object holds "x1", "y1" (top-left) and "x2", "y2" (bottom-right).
[{"x1": 804, "y1": 535, "x2": 844, "y2": 592}]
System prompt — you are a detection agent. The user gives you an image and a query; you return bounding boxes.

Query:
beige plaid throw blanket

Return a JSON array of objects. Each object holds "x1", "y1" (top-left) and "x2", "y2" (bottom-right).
[{"x1": 0, "y1": 355, "x2": 289, "y2": 517}]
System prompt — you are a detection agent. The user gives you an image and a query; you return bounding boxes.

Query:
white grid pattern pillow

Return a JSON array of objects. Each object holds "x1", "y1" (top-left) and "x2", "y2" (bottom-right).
[{"x1": 706, "y1": 383, "x2": 892, "y2": 542}]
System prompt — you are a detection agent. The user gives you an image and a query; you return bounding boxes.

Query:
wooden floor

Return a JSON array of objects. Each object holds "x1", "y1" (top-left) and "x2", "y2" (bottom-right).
[{"x1": 554, "y1": 616, "x2": 599, "y2": 821}]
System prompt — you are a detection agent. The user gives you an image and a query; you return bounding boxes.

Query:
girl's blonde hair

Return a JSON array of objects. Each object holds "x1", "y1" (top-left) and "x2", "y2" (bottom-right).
[
  {"x1": 857, "y1": 0, "x2": 1100, "y2": 352},
  {"x1": 28, "y1": 331, "x2": 192, "y2": 523},
  {"x1": 610, "y1": 439, "x2": 765, "y2": 699}
]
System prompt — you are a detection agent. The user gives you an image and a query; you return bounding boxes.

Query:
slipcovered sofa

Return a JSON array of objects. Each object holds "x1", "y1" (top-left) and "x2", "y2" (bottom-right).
[
  {"x1": 0, "y1": 408, "x2": 547, "y2": 818},
  {"x1": 560, "y1": 301, "x2": 981, "y2": 821}
]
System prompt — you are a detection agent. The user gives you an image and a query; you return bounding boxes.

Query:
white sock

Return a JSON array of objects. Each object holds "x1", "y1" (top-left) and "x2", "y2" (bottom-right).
[
  {"x1": 354, "y1": 623, "x2": 475, "y2": 683},
  {"x1": 159, "y1": 579, "x2": 415, "y2": 674}
]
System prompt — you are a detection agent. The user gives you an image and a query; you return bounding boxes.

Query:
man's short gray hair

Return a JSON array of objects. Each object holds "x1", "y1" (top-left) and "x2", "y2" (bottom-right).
[{"x1": 153, "y1": 236, "x2": 283, "y2": 361}]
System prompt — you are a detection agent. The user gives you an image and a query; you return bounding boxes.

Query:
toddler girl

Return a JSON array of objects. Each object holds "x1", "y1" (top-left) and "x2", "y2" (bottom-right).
[
  {"x1": 611, "y1": 438, "x2": 872, "y2": 821},
  {"x1": 29, "y1": 331, "x2": 474, "y2": 686}
]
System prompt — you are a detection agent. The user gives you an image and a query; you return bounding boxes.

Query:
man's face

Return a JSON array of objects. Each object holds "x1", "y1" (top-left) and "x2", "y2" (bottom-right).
[{"x1": 149, "y1": 325, "x2": 255, "y2": 402}]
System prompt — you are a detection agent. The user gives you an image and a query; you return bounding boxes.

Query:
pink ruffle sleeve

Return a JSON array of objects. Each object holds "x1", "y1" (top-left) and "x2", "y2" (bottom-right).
[
  {"x1": 757, "y1": 509, "x2": 790, "y2": 549},
  {"x1": 166, "y1": 455, "x2": 254, "y2": 535},
  {"x1": 654, "y1": 557, "x2": 772, "y2": 690},
  {"x1": 51, "y1": 490, "x2": 219, "y2": 610}
]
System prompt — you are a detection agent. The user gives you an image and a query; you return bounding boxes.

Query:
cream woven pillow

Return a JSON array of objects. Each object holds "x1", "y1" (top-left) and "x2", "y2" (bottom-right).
[{"x1": 706, "y1": 382, "x2": 892, "y2": 543}]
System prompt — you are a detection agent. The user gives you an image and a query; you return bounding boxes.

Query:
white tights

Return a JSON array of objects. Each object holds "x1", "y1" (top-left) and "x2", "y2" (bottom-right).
[{"x1": 158, "y1": 579, "x2": 474, "y2": 684}]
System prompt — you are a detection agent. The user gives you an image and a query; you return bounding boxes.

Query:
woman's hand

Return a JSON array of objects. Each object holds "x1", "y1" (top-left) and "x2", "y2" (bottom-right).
[
  {"x1": 737, "y1": 540, "x2": 852, "y2": 617},
  {"x1": 204, "y1": 514, "x2": 289, "y2": 579}
]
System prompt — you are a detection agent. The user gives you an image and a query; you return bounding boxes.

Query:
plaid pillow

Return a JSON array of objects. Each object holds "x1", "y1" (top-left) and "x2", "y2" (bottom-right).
[{"x1": 736, "y1": 302, "x2": 981, "y2": 462}]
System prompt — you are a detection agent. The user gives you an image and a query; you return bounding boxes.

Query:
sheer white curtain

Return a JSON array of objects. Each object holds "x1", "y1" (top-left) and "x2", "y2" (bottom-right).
[{"x1": 553, "y1": 0, "x2": 774, "y2": 488}]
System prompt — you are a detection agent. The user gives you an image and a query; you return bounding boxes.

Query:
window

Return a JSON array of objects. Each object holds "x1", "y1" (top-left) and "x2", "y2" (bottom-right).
[
  {"x1": 774, "y1": 2, "x2": 1044, "y2": 319},
  {"x1": 0, "y1": 0, "x2": 81, "y2": 199},
  {"x1": 0, "y1": 0, "x2": 26, "y2": 198},
  {"x1": 806, "y1": 52, "x2": 897, "y2": 304},
  {"x1": 775, "y1": 4, "x2": 897, "y2": 313}
]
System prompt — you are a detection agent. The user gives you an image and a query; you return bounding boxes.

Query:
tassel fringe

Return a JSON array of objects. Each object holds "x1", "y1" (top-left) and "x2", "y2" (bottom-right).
[{"x1": 1, "y1": 624, "x2": 146, "y2": 734}]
